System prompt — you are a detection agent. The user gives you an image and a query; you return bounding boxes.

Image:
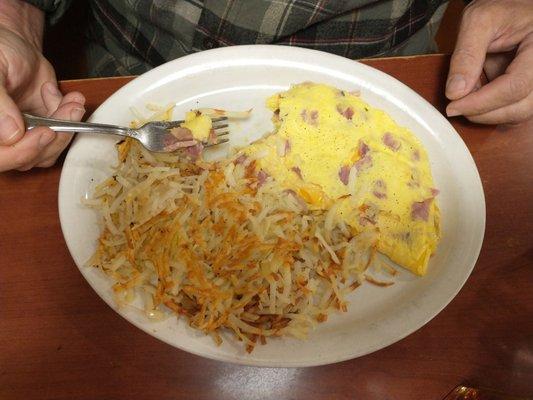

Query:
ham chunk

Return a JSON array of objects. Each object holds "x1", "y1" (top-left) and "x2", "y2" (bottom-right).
[
  {"x1": 338, "y1": 165, "x2": 350, "y2": 185},
  {"x1": 411, "y1": 199, "x2": 433, "y2": 221},
  {"x1": 383, "y1": 132, "x2": 401, "y2": 151},
  {"x1": 336, "y1": 104, "x2": 354, "y2": 120}
]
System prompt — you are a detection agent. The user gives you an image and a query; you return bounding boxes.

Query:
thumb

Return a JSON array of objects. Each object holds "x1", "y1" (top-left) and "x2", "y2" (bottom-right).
[
  {"x1": 0, "y1": 73, "x2": 24, "y2": 146},
  {"x1": 446, "y1": 9, "x2": 495, "y2": 101}
]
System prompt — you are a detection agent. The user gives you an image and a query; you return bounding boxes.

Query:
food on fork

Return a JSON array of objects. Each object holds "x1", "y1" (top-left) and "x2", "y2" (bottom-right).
[
  {"x1": 168, "y1": 109, "x2": 247, "y2": 151},
  {"x1": 85, "y1": 83, "x2": 440, "y2": 352},
  {"x1": 177, "y1": 111, "x2": 213, "y2": 141}
]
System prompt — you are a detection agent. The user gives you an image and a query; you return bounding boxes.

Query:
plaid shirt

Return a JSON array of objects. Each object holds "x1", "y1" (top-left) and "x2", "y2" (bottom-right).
[{"x1": 27, "y1": 0, "x2": 448, "y2": 77}]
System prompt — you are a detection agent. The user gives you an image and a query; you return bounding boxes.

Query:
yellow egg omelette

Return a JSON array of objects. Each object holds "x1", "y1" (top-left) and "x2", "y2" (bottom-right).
[{"x1": 243, "y1": 82, "x2": 440, "y2": 276}]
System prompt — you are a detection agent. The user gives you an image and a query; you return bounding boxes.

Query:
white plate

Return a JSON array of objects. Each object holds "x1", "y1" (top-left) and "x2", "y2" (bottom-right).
[{"x1": 59, "y1": 45, "x2": 485, "y2": 367}]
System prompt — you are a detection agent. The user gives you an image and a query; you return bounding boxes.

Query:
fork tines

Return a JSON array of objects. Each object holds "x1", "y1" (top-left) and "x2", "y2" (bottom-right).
[
  {"x1": 160, "y1": 116, "x2": 230, "y2": 148},
  {"x1": 212, "y1": 117, "x2": 229, "y2": 138}
]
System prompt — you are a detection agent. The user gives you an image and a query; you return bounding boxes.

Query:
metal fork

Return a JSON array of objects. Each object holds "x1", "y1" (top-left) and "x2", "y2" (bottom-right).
[{"x1": 23, "y1": 113, "x2": 230, "y2": 153}]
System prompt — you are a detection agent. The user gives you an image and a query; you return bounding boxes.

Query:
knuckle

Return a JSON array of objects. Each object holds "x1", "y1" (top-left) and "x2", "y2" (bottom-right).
[
  {"x1": 461, "y1": 6, "x2": 475, "y2": 23},
  {"x1": 507, "y1": 74, "x2": 531, "y2": 100},
  {"x1": 453, "y1": 47, "x2": 478, "y2": 65},
  {"x1": 463, "y1": 2, "x2": 493, "y2": 24},
  {"x1": 510, "y1": 102, "x2": 533, "y2": 123},
  {"x1": 13, "y1": 149, "x2": 39, "y2": 169},
  {"x1": 56, "y1": 134, "x2": 72, "y2": 146},
  {"x1": 36, "y1": 158, "x2": 56, "y2": 168}
]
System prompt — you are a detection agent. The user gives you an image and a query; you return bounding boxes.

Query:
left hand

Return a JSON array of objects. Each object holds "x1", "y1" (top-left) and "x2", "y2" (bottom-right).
[{"x1": 445, "y1": 0, "x2": 533, "y2": 125}]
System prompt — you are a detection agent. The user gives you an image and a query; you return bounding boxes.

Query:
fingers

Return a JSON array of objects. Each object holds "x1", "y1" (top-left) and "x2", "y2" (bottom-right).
[
  {"x1": 446, "y1": 6, "x2": 495, "y2": 100},
  {"x1": 62, "y1": 91, "x2": 85, "y2": 107},
  {"x1": 0, "y1": 74, "x2": 24, "y2": 146},
  {"x1": 0, "y1": 127, "x2": 55, "y2": 172},
  {"x1": 33, "y1": 100, "x2": 85, "y2": 167},
  {"x1": 41, "y1": 81, "x2": 85, "y2": 116},
  {"x1": 20, "y1": 82, "x2": 85, "y2": 169},
  {"x1": 41, "y1": 81, "x2": 63, "y2": 115},
  {"x1": 446, "y1": 38, "x2": 533, "y2": 118},
  {"x1": 465, "y1": 93, "x2": 533, "y2": 125},
  {"x1": 0, "y1": 91, "x2": 85, "y2": 171}
]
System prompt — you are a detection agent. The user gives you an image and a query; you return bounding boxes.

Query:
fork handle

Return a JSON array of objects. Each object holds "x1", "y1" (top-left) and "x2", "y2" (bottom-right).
[{"x1": 23, "y1": 113, "x2": 132, "y2": 137}]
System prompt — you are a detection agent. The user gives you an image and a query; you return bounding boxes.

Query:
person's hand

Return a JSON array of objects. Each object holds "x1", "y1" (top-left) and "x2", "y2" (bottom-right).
[
  {"x1": 445, "y1": 0, "x2": 533, "y2": 125},
  {"x1": 0, "y1": 0, "x2": 86, "y2": 172}
]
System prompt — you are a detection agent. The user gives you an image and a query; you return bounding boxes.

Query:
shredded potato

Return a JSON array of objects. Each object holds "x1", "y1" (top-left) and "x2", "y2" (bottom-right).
[{"x1": 86, "y1": 108, "x2": 392, "y2": 352}]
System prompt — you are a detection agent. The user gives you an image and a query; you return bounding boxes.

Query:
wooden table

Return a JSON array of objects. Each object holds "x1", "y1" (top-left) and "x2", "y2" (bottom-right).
[{"x1": 1, "y1": 54, "x2": 532, "y2": 400}]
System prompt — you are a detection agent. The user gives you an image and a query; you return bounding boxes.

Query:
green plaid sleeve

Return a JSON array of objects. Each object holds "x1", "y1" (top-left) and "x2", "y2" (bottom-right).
[
  {"x1": 22, "y1": 0, "x2": 72, "y2": 24},
  {"x1": 86, "y1": 0, "x2": 449, "y2": 77}
]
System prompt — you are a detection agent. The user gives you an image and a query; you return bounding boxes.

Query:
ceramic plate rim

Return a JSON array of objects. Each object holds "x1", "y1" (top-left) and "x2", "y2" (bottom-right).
[{"x1": 58, "y1": 45, "x2": 485, "y2": 367}]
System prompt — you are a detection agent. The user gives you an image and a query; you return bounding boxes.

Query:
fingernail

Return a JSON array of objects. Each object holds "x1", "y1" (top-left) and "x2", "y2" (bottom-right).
[
  {"x1": 70, "y1": 107, "x2": 85, "y2": 121},
  {"x1": 446, "y1": 107, "x2": 461, "y2": 117},
  {"x1": 46, "y1": 82, "x2": 62, "y2": 98},
  {"x1": 446, "y1": 75, "x2": 466, "y2": 96},
  {"x1": 39, "y1": 130, "x2": 55, "y2": 148},
  {"x1": 72, "y1": 96, "x2": 86, "y2": 105},
  {"x1": 0, "y1": 114, "x2": 21, "y2": 144}
]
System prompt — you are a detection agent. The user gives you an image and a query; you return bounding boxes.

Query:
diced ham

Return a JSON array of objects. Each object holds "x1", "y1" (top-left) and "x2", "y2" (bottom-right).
[
  {"x1": 411, "y1": 199, "x2": 433, "y2": 221},
  {"x1": 373, "y1": 180, "x2": 387, "y2": 199},
  {"x1": 430, "y1": 188, "x2": 440, "y2": 197},
  {"x1": 338, "y1": 165, "x2": 350, "y2": 185},
  {"x1": 412, "y1": 150, "x2": 420, "y2": 161},
  {"x1": 358, "y1": 140, "x2": 370, "y2": 157},
  {"x1": 301, "y1": 109, "x2": 319, "y2": 126},
  {"x1": 170, "y1": 127, "x2": 194, "y2": 141},
  {"x1": 165, "y1": 127, "x2": 197, "y2": 151},
  {"x1": 184, "y1": 143, "x2": 204, "y2": 161},
  {"x1": 285, "y1": 139, "x2": 291, "y2": 154},
  {"x1": 382, "y1": 132, "x2": 401, "y2": 151},
  {"x1": 336, "y1": 104, "x2": 354, "y2": 120},
  {"x1": 278, "y1": 139, "x2": 291, "y2": 157},
  {"x1": 234, "y1": 154, "x2": 247, "y2": 165},
  {"x1": 291, "y1": 166, "x2": 303, "y2": 179},
  {"x1": 257, "y1": 170, "x2": 269, "y2": 187},
  {"x1": 339, "y1": 142, "x2": 372, "y2": 185},
  {"x1": 354, "y1": 154, "x2": 372, "y2": 172}
]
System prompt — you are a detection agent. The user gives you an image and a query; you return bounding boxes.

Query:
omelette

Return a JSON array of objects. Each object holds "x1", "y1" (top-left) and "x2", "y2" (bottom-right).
[
  {"x1": 243, "y1": 83, "x2": 440, "y2": 276},
  {"x1": 180, "y1": 111, "x2": 213, "y2": 141}
]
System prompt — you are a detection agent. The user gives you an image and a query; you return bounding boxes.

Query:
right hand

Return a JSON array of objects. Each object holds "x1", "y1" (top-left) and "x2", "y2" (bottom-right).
[{"x1": 0, "y1": 11, "x2": 86, "y2": 172}]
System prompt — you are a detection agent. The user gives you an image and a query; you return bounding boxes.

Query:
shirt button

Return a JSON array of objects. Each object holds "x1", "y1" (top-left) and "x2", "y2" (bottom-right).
[{"x1": 203, "y1": 38, "x2": 216, "y2": 49}]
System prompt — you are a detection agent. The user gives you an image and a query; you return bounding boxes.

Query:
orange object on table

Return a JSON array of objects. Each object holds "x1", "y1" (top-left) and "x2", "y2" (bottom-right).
[{"x1": 1, "y1": 54, "x2": 532, "y2": 400}]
